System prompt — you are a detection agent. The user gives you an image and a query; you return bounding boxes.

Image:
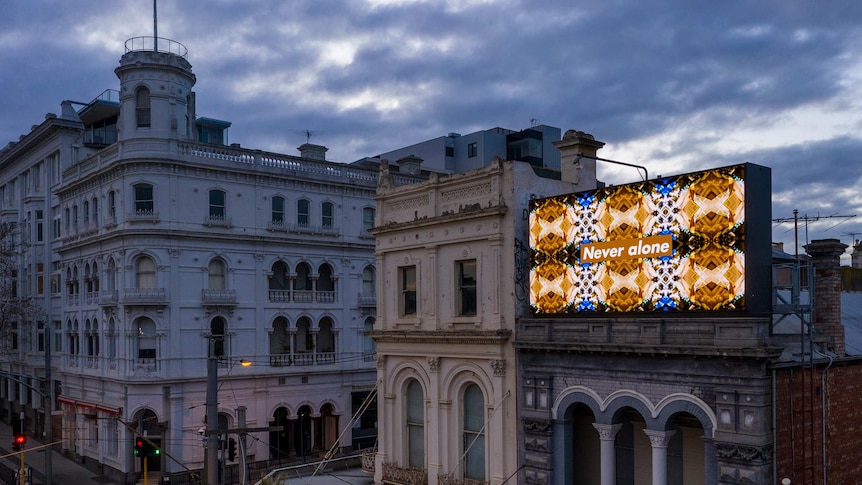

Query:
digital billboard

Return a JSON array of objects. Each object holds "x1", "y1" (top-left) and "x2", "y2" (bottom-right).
[{"x1": 529, "y1": 163, "x2": 771, "y2": 314}]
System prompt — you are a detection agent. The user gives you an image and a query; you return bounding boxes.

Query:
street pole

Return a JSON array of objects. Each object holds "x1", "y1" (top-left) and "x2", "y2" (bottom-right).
[
  {"x1": 45, "y1": 321, "x2": 53, "y2": 485},
  {"x1": 237, "y1": 406, "x2": 247, "y2": 485},
  {"x1": 206, "y1": 338, "x2": 218, "y2": 485}
]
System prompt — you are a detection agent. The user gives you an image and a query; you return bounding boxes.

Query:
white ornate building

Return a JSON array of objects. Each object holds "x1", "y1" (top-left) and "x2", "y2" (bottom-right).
[{"x1": 0, "y1": 36, "x2": 408, "y2": 483}]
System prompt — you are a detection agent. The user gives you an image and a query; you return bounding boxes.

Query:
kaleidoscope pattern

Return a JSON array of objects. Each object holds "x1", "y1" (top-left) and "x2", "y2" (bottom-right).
[{"x1": 529, "y1": 165, "x2": 747, "y2": 314}]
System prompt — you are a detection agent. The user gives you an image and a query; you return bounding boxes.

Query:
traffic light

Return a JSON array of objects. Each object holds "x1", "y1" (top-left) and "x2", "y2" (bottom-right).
[
  {"x1": 134, "y1": 438, "x2": 145, "y2": 456},
  {"x1": 134, "y1": 438, "x2": 160, "y2": 457},
  {"x1": 228, "y1": 438, "x2": 237, "y2": 462},
  {"x1": 12, "y1": 434, "x2": 26, "y2": 452}
]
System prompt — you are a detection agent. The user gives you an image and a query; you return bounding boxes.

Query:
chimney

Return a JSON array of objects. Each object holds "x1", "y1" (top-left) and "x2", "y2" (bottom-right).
[
  {"x1": 804, "y1": 238, "x2": 848, "y2": 356},
  {"x1": 852, "y1": 240, "x2": 862, "y2": 269},
  {"x1": 554, "y1": 130, "x2": 603, "y2": 189},
  {"x1": 396, "y1": 154, "x2": 423, "y2": 176},
  {"x1": 298, "y1": 143, "x2": 327, "y2": 161}
]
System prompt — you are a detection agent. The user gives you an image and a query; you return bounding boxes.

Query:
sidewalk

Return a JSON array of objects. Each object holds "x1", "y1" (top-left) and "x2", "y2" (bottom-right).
[{"x1": 0, "y1": 419, "x2": 113, "y2": 485}]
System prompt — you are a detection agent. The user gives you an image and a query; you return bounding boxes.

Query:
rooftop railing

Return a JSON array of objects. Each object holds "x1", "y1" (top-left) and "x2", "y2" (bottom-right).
[{"x1": 124, "y1": 36, "x2": 188, "y2": 58}]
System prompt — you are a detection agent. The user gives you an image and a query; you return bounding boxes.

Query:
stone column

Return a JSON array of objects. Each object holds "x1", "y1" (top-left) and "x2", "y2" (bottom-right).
[
  {"x1": 804, "y1": 238, "x2": 848, "y2": 355},
  {"x1": 592, "y1": 423, "x2": 622, "y2": 485},
  {"x1": 643, "y1": 429, "x2": 676, "y2": 485}
]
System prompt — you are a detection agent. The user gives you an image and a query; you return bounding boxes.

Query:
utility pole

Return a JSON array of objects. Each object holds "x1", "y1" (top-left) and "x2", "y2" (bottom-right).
[
  {"x1": 205, "y1": 339, "x2": 218, "y2": 485},
  {"x1": 772, "y1": 211, "x2": 856, "y2": 257},
  {"x1": 45, "y1": 321, "x2": 53, "y2": 485},
  {"x1": 237, "y1": 406, "x2": 247, "y2": 485}
]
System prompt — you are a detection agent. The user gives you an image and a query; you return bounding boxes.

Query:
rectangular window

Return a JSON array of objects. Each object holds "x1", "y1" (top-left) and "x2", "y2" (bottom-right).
[
  {"x1": 297, "y1": 199, "x2": 309, "y2": 226},
  {"x1": 36, "y1": 210, "x2": 43, "y2": 242},
  {"x1": 271, "y1": 197, "x2": 284, "y2": 224},
  {"x1": 134, "y1": 185, "x2": 154, "y2": 214},
  {"x1": 468, "y1": 142, "x2": 478, "y2": 158},
  {"x1": 108, "y1": 191, "x2": 116, "y2": 218},
  {"x1": 36, "y1": 263, "x2": 43, "y2": 295},
  {"x1": 401, "y1": 265, "x2": 417, "y2": 316},
  {"x1": 445, "y1": 146, "x2": 454, "y2": 157},
  {"x1": 457, "y1": 260, "x2": 477, "y2": 316},
  {"x1": 92, "y1": 199, "x2": 98, "y2": 227},
  {"x1": 362, "y1": 207, "x2": 375, "y2": 231},
  {"x1": 209, "y1": 190, "x2": 225, "y2": 220},
  {"x1": 83, "y1": 201, "x2": 89, "y2": 225},
  {"x1": 53, "y1": 321, "x2": 62, "y2": 353},
  {"x1": 322, "y1": 202, "x2": 333, "y2": 227}
]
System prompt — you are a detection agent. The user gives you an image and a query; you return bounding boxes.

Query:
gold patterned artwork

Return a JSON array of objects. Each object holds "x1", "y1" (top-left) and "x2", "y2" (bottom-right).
[{"x1": 529, "y1": 165, "x2": 747, "y2": 313}]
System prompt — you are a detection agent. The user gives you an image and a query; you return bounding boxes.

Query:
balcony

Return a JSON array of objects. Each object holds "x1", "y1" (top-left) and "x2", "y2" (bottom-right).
[
  {"x1": 268, "y1": 351, "x2": 337, "y2": 367},
  {"x1": 269, "y1": 290, "x2": 336, "y2": 304},
  {"x1": 99, "y1": 290, "x2": 119, "y2": 306},
  {"x1": 358, "y1": 292, "x2": 377, "y2": 307},
  {"x1": 202, "y1": 289, "x2": 237, "y2": 306},
  {"x1": 203, "y1": 215, "x2": 232, "y2": 228},
  {"x1": 438, "y1": 475, "x2": 488, "y2": 485},
  {"x1": 382, "y1": 463, "x2": 428, "y2": 485},
  {"x1": 123, "y1": 288, "x2": 167, "y2": 305},
  {"x1": 127, "y1": 210, "x2": 160, "y2": 224}
]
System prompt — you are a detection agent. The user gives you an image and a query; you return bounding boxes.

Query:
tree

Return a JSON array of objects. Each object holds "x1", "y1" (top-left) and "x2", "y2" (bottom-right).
[{"x1": 0, "y1": 221, "x2": 39, "y2": 357}]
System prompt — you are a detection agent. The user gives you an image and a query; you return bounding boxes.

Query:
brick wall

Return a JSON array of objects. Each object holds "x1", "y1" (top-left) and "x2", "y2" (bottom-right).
[{"x1": 775, "y1": 362, "x2": 862, "y2": 484}]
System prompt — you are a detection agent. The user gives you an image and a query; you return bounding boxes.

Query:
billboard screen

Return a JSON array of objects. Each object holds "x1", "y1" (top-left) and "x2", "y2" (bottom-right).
[{"x1": 529, "y1": 163, "x2": 771, "y2": 314}]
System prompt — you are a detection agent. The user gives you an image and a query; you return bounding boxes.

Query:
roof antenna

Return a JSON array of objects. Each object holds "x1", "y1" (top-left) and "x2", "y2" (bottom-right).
[
  {"x1": 153, "y1": 0, "x2": 158, "y2": 52},
  {"x1": 291, "y1": 130, "x2": 324, "y2": 144}
]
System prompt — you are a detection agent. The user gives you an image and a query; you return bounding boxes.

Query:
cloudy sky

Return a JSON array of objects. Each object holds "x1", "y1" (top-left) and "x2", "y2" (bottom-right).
[{"x1": 2, "y1": 0, "x2": 861, "y2": 261}]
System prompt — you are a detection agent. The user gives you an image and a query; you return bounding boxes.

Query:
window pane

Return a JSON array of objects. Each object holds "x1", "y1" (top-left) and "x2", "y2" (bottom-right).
[
  {"x1": 402, "y1": 266, "x2": 416, "y2": 315},
  {"x1": 272, "y1": 197, "x2": 284, "y2": 223},
  {"x1": 134, "y1": 185, "x2": 154, "y2": 213},
  {"x1": 362, "y1": 207, "x2": 375, "y2": 231},
  {"x1": 209, "y1": 190, "x2": 225, "y2": 219},
  {"x1": 459, "y1": 260, "x2": 477, "y2": 316},
  {"x1": 297, "y1": 199, "x2": 309, "y2": 225},
  {"x1": 463, "y1": 384, "x2": 485, "y2": 480},
  {"x1": 406, "y1": 380, "x2": 425, "y2": 468},
  {"x1": 322, "y1": 202, "x2": 333, "y2": 227}
]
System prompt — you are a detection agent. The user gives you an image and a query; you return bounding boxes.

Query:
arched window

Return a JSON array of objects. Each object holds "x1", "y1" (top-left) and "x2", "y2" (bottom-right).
[
  {"x1": 321, "y1": 202, "x2": 333, "y2": 227},
  {"x1": 406, "y1": 379, "x2": 425, "y2": 468},
  {"x1": 106, "y1": 259, "x2": 117, "y2": 291},
  {"x1": 210, "y1": 317, "x2": 226, "y2": 357},
  {"x1": 361, "y1": 267, "x2": 375, "y2": 296},
  {"x1": 208, "y1": 259, "x2": 226, "y2": 290},
  {"x1": 92, "y1": 197, "x2": 99, "y2": 227},
  {"x1": 84, "y1": 263, "x2": 93, "y2": 293},
  {"x1": 136, "y1": 317, "x2": 156, "y2": 359},
  {"x1": 271, "y1": 196, "x2": 285, "y2": 224},
  {"x1": 107, "y1": 318, "x2": 117, "y2": 360},
  {"x1": 463, "y1": 384, "x2": 486, "y2": 481},
  {"x1": 269, "y1": 261, "x2": 289, "y2": 289},
  {"x1": 297, "y1": 199, "x2": 309, "y2": 226},
  {"x1": 92, "y1": 262, "x2": 99, "y2": 292},
  {"x1": 363, "y1": 317, "x2": 375, "y2": 359},
  {"x1": 83, "y1": 200, "x2": 90, "y2": 225},
  {"x1": 294, "y1": 317, "x2": 312, "y2": 353},
  {"x1": 136, "y1": 256, "x2": 156, "y2": 289},
  {"x1": 317, "y1": 263, "x2": 334, "y2": 302},
  {"x1": 136, "y1": 87, "x2": 151, "y2": 127},
  {"x1": 317, "y1": 317, "x2": 334, "y2": 353},
  {"x1": 294, "y1": 262, "x2": 312, "y2": 302},
  {"x1": 270, "y1": 317, "x2": 290, "y2": 358}
]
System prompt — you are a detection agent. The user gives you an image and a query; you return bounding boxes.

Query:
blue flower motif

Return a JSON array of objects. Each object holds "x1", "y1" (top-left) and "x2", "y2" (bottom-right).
[
  {"x1": 577, "y1": 194, "x2": 594, "y2": 207},
  {"x1": 655, "y1": 295, "x2": 677, "y2": 311},
  {"x1": 655, "y1": 179, "x2": 675, "y2": 196},
  {"x1": 577, "y1": 299, "x2": 596, "y2": 312}
]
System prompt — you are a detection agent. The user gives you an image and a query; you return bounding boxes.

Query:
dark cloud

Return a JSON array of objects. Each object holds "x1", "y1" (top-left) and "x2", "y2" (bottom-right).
[{"x1": 2, "y1": 0, "x2": 861, "y2": 257}]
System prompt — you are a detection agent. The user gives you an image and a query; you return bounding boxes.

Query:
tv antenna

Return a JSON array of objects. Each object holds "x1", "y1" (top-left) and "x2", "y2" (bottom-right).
[{"x1": 291, "y1": 130, "x2": 324, "y2": 144}]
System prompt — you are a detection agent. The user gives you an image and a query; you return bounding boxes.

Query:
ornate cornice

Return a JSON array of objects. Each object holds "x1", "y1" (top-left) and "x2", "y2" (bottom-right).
[
  {"x1": 715, "y1": 442, "x2": 773, "y2": 463},
  {"x1": 368, "y1": 329, "x2": 512, "y2": 345}
]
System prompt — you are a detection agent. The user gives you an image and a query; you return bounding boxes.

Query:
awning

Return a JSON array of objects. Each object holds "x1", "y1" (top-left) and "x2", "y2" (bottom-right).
[{"x1": 57, "y1": 396, "x2": 120, "y2": 415}]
